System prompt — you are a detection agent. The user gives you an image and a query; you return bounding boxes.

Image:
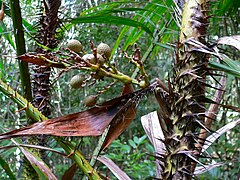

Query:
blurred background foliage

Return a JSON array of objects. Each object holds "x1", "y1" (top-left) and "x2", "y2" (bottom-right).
[{"x1": 0, "y1": 0, "x2": 239, "y2": 179}]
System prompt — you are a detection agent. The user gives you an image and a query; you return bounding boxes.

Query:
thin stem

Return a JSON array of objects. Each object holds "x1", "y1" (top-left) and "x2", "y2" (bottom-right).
[{"x1": 9, "y1": 0, "x2": 32, "y2": 102}]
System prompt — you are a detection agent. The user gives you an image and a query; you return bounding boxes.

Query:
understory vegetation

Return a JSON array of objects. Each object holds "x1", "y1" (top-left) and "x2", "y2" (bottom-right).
[{"x1": 0, "y1": 0, "x2": 239, "y2": 179}]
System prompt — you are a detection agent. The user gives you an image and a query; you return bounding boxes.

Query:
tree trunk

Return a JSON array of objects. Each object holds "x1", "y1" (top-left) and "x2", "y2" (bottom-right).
[
  {"x1": 158, "y1": 0, "x2": 210, "y2": 179},
  {"x1": 24, "y1": 0, "x2": 61, "y2": 178}
]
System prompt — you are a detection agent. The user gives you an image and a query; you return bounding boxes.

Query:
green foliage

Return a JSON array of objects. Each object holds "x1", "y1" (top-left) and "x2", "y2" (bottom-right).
[
  {"x1": 0, "y1": 22, "x2": 15, "y2": 49},
  {"x1": 70, "y1": 16, "x2": 153, "y2": 36},
  {"x1": 218, "y1": 0, "x2": 240, "y2": 15},
  {"x1": 209, "y1": 60, "x2": 240, "y2": 78},
  {"x1": 0, "y1": 0, "x2": 239, "y2": 179},
  {"x1": 103, "y1": 135, "x2": 156, "y2": 179},
  {"x1": 0, "y1": 155, "x2": 16, "y2": 180}
]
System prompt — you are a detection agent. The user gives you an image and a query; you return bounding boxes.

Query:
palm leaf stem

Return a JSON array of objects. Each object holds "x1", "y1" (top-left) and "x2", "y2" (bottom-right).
[{"x1": 9, "y1": 0, "x2": 32, "y2": 102}]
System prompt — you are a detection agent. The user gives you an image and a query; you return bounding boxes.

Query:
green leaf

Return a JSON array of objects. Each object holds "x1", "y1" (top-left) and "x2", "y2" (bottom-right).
[
  {"x1": 0, "y1": 1, "x2": 36, "y2": 42},
  {"x1": 218, "y1": 0, "x2": 240, "y2": 15},
  {"x1": 121, "y1": 144, "x2": 131, "y2": 153},
  {"x1": 146, "y1": 143, "x2": 154, "y2": 153},
  {"x1": 138, "y1": 135, "x2": 147, "y2": 145},
  {"x1": 87, "y1": 7, "x2": 148, "y2": 16},
  {"x1": 221, "y1": 56, "x2": 240, "y2": 71},
  {"x1": 23, "y1": 19, "x2": 36, "y2": 34},
  {"x1": 117, "y1": 3, "x2": 158, "y2": 51},
  {"x1": 110, "y1": 140, "x2": 123, "y2": 148},
  {"x1": 155, "y1": 42, "x2": 174, "y2": 50},
  {"x1": 209, "y1": 61, "x2": 240, "y2": 78},
  {"x1": 69, "y1": 15, "x2": 153, "y2": 36},
  {"x1": 0, "y1": 22, "x2": 16, "y2": 49},
  {"x1": 133, "y1": 136, "x2": 139, "y2": 144},
  {"x1": 128, "y1": 139, "x2": 137, "y2": 148},
  {"x1": 80, "y1": 1, "x2": 143, "y2": 16},
  {"x1": 112, "y1": 0, "x2": 176, "y2": 57},
  {"x1": 0, "y1": 156, "x2": 16, "y2": 180}
]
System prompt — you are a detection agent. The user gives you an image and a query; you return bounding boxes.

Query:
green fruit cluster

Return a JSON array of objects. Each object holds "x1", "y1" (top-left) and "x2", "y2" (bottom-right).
[{"x1": 67, "y1": 42, "x2": 111, "y2": 108}]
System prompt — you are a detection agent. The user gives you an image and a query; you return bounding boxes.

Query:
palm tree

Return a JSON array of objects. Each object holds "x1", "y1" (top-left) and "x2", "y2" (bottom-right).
[
  {"x1": 156, "y1": 0, "x2": 210, "y2": 178},
  {"x1": 0, "y1": 0, "x2": 239, "y2": 179}
]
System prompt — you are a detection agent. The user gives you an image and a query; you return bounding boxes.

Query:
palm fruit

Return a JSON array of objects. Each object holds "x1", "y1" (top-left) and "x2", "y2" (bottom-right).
[
  {"x1": 69, "y1": 74, "x2": 85, "y2": 89},
  {"x1": 82, "y1": 54, "x2": 95, "y2": 63},
  {"x1": 97, "y1": 43, "x2": 111, "y2": 59},
  {"x1": 84, "y1": 95, "x2": 97, "y2": 107},
  {"x1": 67, "y1": 39, "x2": 82, "y2": 53},
  {"x1": 139, "y1": 80, "x2": 147, "y2": 88},
  {"x1": 82, "y1": 54, "x2": 105, "y2": 65}
]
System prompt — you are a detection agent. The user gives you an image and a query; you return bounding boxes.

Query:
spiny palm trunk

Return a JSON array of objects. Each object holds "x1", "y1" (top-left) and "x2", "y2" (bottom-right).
[
  {"x1": 33, "y1": 0, "x2": 60, "y2": 115},
  {"x1": 158, "y1": 0, "x2": 210, "y2": 179},
  {"x1": 24, "y1": 0, "x2": 61, "y2": 178}
]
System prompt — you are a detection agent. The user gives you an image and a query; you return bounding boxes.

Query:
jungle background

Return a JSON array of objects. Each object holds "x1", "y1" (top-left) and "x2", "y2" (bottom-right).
[{"x1": 0, "y1": 0, "x2": 239, "y2": 179}]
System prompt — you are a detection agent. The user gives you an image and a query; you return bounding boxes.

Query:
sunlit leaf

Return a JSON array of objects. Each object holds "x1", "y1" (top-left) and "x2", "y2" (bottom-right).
[
  {"x1": 128, "y1": 139, "x2": 137, "y2": 148},
  {"x1": 112, "y1": 0, "x2": 175, "y2": 58},
  {"x1": 89, "y1": 7, "x2": 147, "y2": 16},
  {"x1": 22, "y1": 19, "x2": 36, "y2": 33},
  {"x1": 80, "y1": 1, "x2": 143, "y2": 16}
]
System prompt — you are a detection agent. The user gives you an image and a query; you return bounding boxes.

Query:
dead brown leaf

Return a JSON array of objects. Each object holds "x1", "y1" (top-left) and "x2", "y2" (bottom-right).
[
  {"x1": 62, "y1": 163, "x2": 78, "y2": 180},
  {"x1": 100, "y1": 100, "x2": 137, "y2": 151},
  {"x1": 99, "y1": 83, "x2": 137, "y2": 151},
  {"x1": 18, "y1": 53, "x2": 66, "y2": 68},
  {"x1": 0, "y1": 104, "x2": 118, "y2": 139},
  {"x1": 10, "y1": 138, "x2": 58, "y2": 180},
  {"x1": 0, "y1": 87, "x2": 146, "y2": 140},
  {"x1": 0, "y1": 83, "x2": 156, "y2": 150}
]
